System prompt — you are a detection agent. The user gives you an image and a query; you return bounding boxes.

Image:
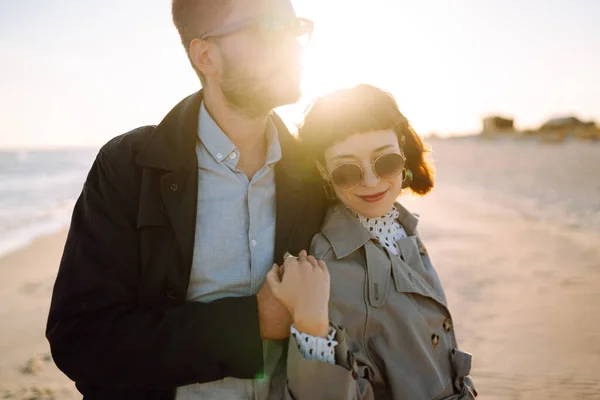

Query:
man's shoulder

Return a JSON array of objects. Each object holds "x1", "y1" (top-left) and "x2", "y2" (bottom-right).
[{"x1": 97, "y1": 125, "x2": 156, "y2": 166}]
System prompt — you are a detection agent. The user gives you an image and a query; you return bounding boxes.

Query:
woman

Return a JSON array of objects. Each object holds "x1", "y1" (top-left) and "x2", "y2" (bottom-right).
[{"x1": 267, "y1": 84, "x2": 477, "y2": 399}]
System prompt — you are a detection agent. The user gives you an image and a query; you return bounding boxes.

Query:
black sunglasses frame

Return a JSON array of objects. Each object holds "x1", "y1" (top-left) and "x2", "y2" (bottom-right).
[{"x1": 200, "y1": 16, "x2": 313, "y2": 45}]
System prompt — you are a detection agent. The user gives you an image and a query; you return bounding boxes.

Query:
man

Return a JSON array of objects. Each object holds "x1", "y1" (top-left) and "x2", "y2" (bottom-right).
[{"x1": 46, "y1": 0, "x2": 326, "y2": 398}]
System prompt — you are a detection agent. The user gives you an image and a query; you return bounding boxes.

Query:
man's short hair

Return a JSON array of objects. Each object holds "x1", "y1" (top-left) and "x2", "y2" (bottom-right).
[{"x1": 171, "y1": 0, "x2": 233, "y2": 83}]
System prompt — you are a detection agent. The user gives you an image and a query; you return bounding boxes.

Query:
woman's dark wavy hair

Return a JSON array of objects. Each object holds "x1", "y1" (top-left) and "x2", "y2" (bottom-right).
[{"x1": 297, "y1": 84, "x2": 434, "y2": 196}]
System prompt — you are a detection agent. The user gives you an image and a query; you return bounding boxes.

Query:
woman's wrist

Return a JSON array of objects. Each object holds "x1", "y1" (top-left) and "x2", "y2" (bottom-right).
[{"x1": 293, "y1": 310, "x2": 329, "y2": 338}]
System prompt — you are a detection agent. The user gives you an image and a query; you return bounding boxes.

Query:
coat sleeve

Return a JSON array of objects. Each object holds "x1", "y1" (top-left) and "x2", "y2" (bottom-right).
[
  {"x1": 283, "y1": 325, "x2": 375, "y2": 400},
  {"x1": 45, "y1": 148, "x2": 263, "y2": 389}
]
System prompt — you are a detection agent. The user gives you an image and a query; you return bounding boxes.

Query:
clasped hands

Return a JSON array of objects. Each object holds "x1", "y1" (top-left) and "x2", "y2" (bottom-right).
[{"x1": 257, "y1": 250, "x2": 330, "y2": 339}]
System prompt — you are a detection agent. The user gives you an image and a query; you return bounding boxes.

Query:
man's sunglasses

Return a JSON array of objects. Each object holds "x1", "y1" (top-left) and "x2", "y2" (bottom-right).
[
  {"x1": 328, "y1": 153, "x2": 407, "y2": 189},
  {"x1": 201, "y1": 16, "x2": 314, "y2": 48}
]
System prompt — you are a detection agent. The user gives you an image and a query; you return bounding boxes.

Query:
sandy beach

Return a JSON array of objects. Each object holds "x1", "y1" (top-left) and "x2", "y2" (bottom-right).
[
  {"x1": 0, "y1": 230, "x2": 79, "y2": 399},
  {"x1": 1, "y1": 140, "x2": 599, "y2": 399},
  {"x1": 410, "y1": 185, "x2": 600, "y2": 399}
]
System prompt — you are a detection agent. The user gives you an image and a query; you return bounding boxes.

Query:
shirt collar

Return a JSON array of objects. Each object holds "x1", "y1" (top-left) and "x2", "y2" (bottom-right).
[
  {"x1": 321, "y1": 201, "x2": 419, "y2": 259},
  {"x1": 265, "y1": 117, "x2": 282, "y2": 166},
  {"x1": 198, "y1": 101, "x2": 282, "y2": 166},
  {"x1": 198, "y1": 101, "x2": 236, "y2": 163},
  {"x1": 354, "y1": 206, "x2": 400, "y2": 229}
]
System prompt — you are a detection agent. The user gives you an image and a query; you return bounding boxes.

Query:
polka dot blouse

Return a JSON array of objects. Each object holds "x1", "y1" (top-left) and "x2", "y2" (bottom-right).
[{"x1": 355, "y1": 206, "x2": 408, "y2": 256}]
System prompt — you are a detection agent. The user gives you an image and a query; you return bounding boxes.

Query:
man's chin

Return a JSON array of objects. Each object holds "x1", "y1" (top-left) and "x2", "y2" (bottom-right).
[
  {"x1": 246, "y1": 87, "x2": 301, "y2": 116},
  {"x1": 274, "y1": 86, "x2": 302, "y2": 108},
  {"x1": 222, "y1": 83, "x2": 301, "y2": 116}
]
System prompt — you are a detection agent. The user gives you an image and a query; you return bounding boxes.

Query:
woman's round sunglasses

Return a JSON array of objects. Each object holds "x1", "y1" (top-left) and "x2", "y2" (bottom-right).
[{"x1": 328, "y1": 152, "x2": 406, "y2": 189}]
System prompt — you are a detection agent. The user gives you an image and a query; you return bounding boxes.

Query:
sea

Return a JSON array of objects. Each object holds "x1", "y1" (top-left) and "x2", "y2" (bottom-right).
[
  {"x1": 0, "y1": 137, "x2": 599, "y2": 258},
  {"x1": 0, "y1": 148, "x2": 98, "y2": 257}
]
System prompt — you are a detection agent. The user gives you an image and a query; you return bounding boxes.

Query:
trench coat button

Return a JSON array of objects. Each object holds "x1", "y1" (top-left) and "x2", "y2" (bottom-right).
[
  {"x1": 170, "y1": 183, "x2": 178, "y2": 192},
  {"x1": 443, "y1": 318, "x2": 453, "y2": 332},
  {"x1": 431, "y1": 333, "x2": 440, "y2": 347},
  {"x1": 166, "y1": 285, "x2": 179, "y2": 300}
]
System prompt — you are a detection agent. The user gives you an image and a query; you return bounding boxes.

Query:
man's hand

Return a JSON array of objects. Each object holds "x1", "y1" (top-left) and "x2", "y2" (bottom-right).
[{"x1": 257, "y1": 272, "x2": 293, "y2": 340}]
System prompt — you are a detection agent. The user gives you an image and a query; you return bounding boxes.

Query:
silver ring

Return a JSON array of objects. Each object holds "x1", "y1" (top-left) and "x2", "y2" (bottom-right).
[{"x1": 284, "y1": 252, "x2": 297, "y2": 260}]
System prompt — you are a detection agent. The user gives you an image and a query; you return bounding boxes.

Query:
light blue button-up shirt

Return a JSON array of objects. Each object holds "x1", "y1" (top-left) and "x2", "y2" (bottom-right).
[{"x1": 176, "y1": 102, "x2": 285, "y2": 400}]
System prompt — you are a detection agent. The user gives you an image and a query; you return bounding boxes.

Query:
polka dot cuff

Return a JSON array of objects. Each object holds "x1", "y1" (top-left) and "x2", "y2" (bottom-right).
[{"x1": 291, "y1": 324, "x2": 338, "y2": 365}]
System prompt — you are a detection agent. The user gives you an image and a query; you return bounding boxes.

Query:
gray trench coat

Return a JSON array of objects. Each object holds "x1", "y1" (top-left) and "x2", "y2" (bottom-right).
[{"x1": 283, "y1": 202, "x2": 477, "y2": 400}]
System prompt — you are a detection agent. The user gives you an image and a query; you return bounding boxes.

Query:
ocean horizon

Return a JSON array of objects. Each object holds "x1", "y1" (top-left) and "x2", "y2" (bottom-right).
[{"x1": 0, "y1": 137, "x2": 599, "y2": 258}]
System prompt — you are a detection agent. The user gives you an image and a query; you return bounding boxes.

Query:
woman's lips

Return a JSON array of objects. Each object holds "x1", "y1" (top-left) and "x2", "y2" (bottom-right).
[{"x1": 357, "y1": 190, "x2": 388, "y2": 203}]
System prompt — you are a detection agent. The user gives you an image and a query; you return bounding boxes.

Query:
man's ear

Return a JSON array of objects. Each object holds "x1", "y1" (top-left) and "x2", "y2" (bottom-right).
[
  {"x1": 315, "y1": 161, "x2": 329, "y2": 182},
  {"x1": 189, "y1": 38, "x2": 219, "y2": 79}
]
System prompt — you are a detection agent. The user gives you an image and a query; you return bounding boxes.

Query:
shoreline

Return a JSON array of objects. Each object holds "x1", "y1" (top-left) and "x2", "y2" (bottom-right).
[{"x1": 0, "y1": 225, "x2": 70, "y2": 262}]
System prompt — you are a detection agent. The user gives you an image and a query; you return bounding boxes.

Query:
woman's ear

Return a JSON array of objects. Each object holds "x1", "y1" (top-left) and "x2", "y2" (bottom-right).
[{"x1": 315, "y1": 161, "x2": 329, "y2": 182}]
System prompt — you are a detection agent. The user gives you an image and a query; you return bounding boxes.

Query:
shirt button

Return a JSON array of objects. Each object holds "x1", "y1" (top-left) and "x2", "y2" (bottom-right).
[
  {"x1": 251, "y1": 240, "x2": 257, "y2": 248},
  {"x1": 216, "y1": 152, "x2": 223, "y2": 159},
  {"x1": 170, "y1": 183, "x2": 178, "y2": 192},
  {"x1": 443, "y1": 318, "x2": 453, "y2": 332},
  {"x1": 431, "y1": 333, "x2": 440, "y2": 347},
  {"x1": 229, "y1": 152, "x2": 237, "y2": 160}
]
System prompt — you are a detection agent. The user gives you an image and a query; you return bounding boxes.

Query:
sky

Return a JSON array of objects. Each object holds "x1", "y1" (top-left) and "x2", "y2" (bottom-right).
[{"x1": 0, "y1": 0, "x2": 599, "y2": 149}]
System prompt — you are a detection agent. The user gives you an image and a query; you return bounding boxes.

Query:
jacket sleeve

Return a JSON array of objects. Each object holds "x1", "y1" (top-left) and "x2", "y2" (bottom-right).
[
  {"x1": 45, "y1": 149, "x2": 263, "y2": 389},
  {"x1": 283, "y1": 325, "x2": 375, "y2": 400}
]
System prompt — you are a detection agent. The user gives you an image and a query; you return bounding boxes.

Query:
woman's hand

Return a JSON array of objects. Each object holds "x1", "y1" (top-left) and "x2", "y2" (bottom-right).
[{"x1": 266, "y1": 250, "x2": 330, "y2": 338}]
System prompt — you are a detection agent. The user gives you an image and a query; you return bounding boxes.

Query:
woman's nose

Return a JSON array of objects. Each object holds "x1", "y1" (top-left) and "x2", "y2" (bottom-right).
[{"x1": 362, "y1": 166, "x2": 380, "y2": 187}]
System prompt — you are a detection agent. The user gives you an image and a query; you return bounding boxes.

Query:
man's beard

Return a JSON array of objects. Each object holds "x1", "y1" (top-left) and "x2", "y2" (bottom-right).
[{"x1": 220, "y1": 59, "x2": 301, "y2": 117}]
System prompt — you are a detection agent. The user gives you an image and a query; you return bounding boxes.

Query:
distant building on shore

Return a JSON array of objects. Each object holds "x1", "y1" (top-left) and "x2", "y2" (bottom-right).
[
  {"x1": 481, "y1": 116, "x2": 515, "y2": 136},
  {"x1": 539, "y1": 116, "x2": 596, "y2": 132},
  {"x1": 479, "y1": 114, "x2": 599, "y2": 142},
  {"x1": 537, "y1": 116, "x2": 598, "y2": 141}
]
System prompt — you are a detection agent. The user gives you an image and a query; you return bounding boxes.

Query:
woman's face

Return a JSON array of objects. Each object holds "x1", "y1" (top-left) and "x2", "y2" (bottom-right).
[{"x1": 319, "y1": 130, "x2": 405, "y2": 218}]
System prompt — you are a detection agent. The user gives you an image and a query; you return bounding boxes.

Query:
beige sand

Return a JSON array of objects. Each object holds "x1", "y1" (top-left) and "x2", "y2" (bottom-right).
[
  {"x1": 0, "y1": 230, "x2": 79, "y2": 399},
  {"x1": 1, "y1": 186, "x2": 599, "y2": 399},
  {"x1": 409, "y1": 186, "x2": 600, "y2": 399}
]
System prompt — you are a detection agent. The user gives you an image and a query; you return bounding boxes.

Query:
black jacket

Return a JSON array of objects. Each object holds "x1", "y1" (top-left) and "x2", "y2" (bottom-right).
[{"x1": 46, "y1": 91, "x2": 327, "y2": 399}]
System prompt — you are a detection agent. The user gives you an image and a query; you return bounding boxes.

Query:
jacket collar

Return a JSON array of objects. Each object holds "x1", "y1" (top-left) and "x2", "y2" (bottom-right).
[
  {"x1": 321, "y1": 201, "x2": 420, "y2": 259},
  {"x1": 135, "y1": 91, "x2": 202, "y2": 171},
  {"x1": 134, "y1": 90, "x2": 303, "y2": 188}
]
